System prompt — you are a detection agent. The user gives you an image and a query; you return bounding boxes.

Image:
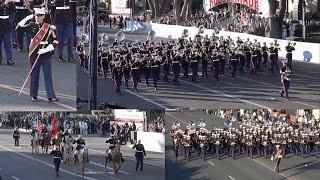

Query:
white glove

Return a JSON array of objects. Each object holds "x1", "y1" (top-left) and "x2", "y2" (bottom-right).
[
  {"x1": 16, "y1": 14, "x2": 34, "y2": 30},
  {"x1": 37, "y1": 44, "x2": 54, "y2": 55},
  {"x1": 50, "y1": 25, "x2": 56, "y2": 30}
]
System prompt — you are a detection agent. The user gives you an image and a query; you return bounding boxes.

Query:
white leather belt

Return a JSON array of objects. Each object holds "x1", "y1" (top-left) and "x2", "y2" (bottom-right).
[
  {"x1": 270, "y1": 53, "x2": 276, "y2": 54},
  {"x1": 54, "y1": 156, "x2": 61, "y2": 159},
  {"x1": 136, "y1": 150, "x2": 143, "y2": 153},
  {"x1": 131, "y1": 67, "x2": 139, "y2": 70},
  {"x1": 56, "y1": 6, "x2": 70, "y2": 10},
  {"x1": 16, "y1": 6, "x2": 27, "y2": 9},
  {"x1": 151, "y1": 65, "x2": 159, "y2": 68},
  {"x1": 230, "y1": 59, "x2": 237, "y2": 61},
  {"x1": 287, "y1": 52, "x2": 292, "y2": 54},
  {"x1": 40, "y1": 41, "x2": 48, "y2": 45},
  {"x1": 0, "y1": 16, "x2": 9, "y2": 19},
  {"x1": 172, "y1": 61, "x2": 179, "y2": 63}
]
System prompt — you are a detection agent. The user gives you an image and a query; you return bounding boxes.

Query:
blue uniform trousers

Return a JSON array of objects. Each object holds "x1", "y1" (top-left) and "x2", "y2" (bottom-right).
[
  {"x1": 0, "y1": 31, "x2": 12, "y2": 61},
  {"x1": 56, "y1": 23, "x2": 73, "y2": 59},
  {"x1": 30, "y1": 58, "x2": 55, "y2": 99}
]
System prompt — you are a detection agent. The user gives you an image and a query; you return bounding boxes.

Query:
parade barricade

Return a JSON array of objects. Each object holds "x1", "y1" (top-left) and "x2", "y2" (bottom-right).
[
  {"x1": 136, "y1": 131, "x2": 165, "y2": 153},
  {"x1": 148, "y1": 23, "x2": 320, "y2": 64}
]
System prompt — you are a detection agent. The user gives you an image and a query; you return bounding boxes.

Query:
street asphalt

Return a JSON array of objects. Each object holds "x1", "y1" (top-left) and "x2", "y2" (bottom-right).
[
  {"x1": 0, "y1": 128, "x2": 164, "y2": 180},
  {"x1": 165, "y1": 111, "x2": 320, "y2": 180},
  {"x1": 0, "y1": 47, "x2": 76, "y2": 111},
  {"x1": 77, "y1": 27, "x2": 320, "y2": 110}
]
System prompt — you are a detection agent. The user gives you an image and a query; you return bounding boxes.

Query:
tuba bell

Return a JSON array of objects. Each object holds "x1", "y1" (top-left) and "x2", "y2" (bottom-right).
[
  {"x1": 181, "y1": 29, "x2": 189, "y2": 39},
  {"x1": 115, "y1": 30, "x2": 125, "y2": 42},
  {"x1": 80, "y1": 34, "x2": 90, "y2": 45},
  {"x1": 100, "y1": 33, "x2": 109, "y2": 44},
  {"x1": 198, "y1": 25, "x2": 205, "y2": 34},
  {"x1": 147, "y1": 30, "x2": 156, "y2": 42}
]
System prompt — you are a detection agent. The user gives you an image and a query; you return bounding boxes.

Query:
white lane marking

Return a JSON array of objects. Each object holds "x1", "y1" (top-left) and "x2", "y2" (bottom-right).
[
  {"x1": 124, "y1": 89, "x2": 168, "y2": 109},
  {"x1": 0, "y1": 145, "x2": 104, "y2": 180},
  {"x1": 89, "y1": 149, "x2": 165, "y2": 168},
  {"x1": 0, "y1": 83, "x2": 76, "y2": 111},
  {"x1": 179, "y1": 78, "x2": 270, "y2": 109},
  {"x1": 208, "y1": 161, "x2": 215, "y2": 166},
  {"x1": 228, "y1": 175, "x2": 236, "y2": 180},
  {"x1": 11, "y1": 176, "x2": 21, "y2": 180},
  {"x1": 89, "y1": 161, "x2": 130, "y2": 175}
]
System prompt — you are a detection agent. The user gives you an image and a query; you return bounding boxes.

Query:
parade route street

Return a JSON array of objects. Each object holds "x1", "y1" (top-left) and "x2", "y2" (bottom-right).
[
  {"x1": 165, "y1": 111, "x2": 320, "y2": 180},
  {"x1": 77, "y1": 28, "x2": 320, "y2": 110},
  {"x1": 0, "y1": 49, "x2": 76, "y2": 111},
  {"x1": 0, "y1": 128, "x2": 164, "y2": 180}
]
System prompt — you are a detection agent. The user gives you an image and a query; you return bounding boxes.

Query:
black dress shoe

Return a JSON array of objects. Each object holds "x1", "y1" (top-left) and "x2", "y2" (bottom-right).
[
  {"x1": 7, "y1": 59, "x2": 15, "y2": 65},
  {"x1": 48, "y1": 97, "x2": 59, "y2": 103},
  {"x1": 58, "y1": 57, "x2": 65, "y2": 62},
  {"x1": 31, "y1": 97, "x2": 37, "y2": 101},
  {"x1": 68, "y1": 57, "x2": 75, "y2": 62}
]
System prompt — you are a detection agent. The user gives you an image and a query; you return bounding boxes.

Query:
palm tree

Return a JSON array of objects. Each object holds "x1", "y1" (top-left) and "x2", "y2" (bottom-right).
[{"x1": 266, "y1": 0, "x2": 287, "y2": 38}]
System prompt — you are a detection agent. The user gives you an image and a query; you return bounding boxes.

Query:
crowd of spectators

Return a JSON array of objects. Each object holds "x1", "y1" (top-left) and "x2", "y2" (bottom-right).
[
  {"x1": 205, "y1": 109, "x2": 319, "y2": 129},
  {"x1": 156, "y1": 9, "x2": 268, "y2": 36},
  {"x1": 0, "y1": 112, "x2": 166, "y2": 136}
]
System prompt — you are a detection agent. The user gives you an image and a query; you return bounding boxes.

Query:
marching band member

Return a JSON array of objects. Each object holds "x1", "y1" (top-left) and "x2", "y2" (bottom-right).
[
  {"x1": 285, "y1": 42, "x2": 295, "y2": 72},
  {"x1": 280, "y1": 61, "x2": 291, "y2": 100},
  {"x1": 272, "y1": 144, "x2": 283, "y2": 173},
  {"x1": 54, "y1": 0, "x2": 74, "y2": 62},
  {"x1": 0, "y1": 0, "x2": 15, "y2": 65}
]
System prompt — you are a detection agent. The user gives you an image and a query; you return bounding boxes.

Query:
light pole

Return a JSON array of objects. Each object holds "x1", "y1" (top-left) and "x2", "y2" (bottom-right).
[
  {"x1": 302, "y1": 0, "x2": 306, "y2": 40},
  {"x1": 89, "y1": 0, "x2": 98, "y2": 110}
]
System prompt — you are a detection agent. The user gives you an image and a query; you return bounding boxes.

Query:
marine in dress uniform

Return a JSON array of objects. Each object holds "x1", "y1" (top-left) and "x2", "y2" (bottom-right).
[
  {"x1": 14, "y1": 0, "x2": 32, "y2": 51},
  {"x1": 12, "y1": 128, "x2": 20, "y2": 146},
  {"x1": 201, "y1": 49, "x2": 208, "y2": 78},
  {"x1": 190, "y1": 51, "x2": 199, "y2": 83},
  {"x1": 172, "y1": 52, "x2": 180, "y2": 85},
  {"x1": 131, "y1": 59, "x2": 140, "y2": 92},
  {"x1": 69, "y1": 0, "x2": 76, "y2": 47},
  {"x1": 0, "y1": 0, "x2": 15, "y2": 65},
  {"x1": 150, "y1": 57, "x2": 161, "y2": 90},
  {"x1": 162, "y1": 54, "x2": 170, "y2": 82},
  {"x1": 262, "y1": 42, "x2": 268, "y2": 67},
  {"x1": 211, "y1": 50, "x2": 220, "y2": 81},
  {"x1": 285, "y1": 42, "x2": 295, "y2": 72},
  {"x1": 54, "y1": 0, "x2": 74, "y2": 62},
  {"x1": 229, "y1": 50, "x2": 238, "y2": 78},
  {"x1": 280, "y1": 62, "x2": 291, "y2": 99},
  {"x1": 17, "y1": 7, "x2": 58, "y2": 102},
  {"x1": 132, "y1": 140, "x2": 146, "y2": 173},
  {"x1": 50, "y1": 147, "x2": 63, "y2": 177},
  {"x1": 112, "y1": 61, "x2": 123, "y2": 95},
  {"x1": 273, "y1": 145, "x2": 283, "y2": 173}
]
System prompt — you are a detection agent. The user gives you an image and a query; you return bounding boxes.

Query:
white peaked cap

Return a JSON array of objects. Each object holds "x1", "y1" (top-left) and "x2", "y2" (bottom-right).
[{"x1": 34, "y1": 8, "x2": 46, "y2": 16}]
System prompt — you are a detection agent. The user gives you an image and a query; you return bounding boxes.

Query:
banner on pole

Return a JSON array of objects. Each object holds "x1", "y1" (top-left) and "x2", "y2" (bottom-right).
[
  {"x1": 111, "y1": 0, "x2": 131, "y2": 15},
  {"x1": 50, "y1": 116, "x2": 58, "y2": 137},
  {"x1": 203, "y1": 0, "x2": 259, "y2": 11}
]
